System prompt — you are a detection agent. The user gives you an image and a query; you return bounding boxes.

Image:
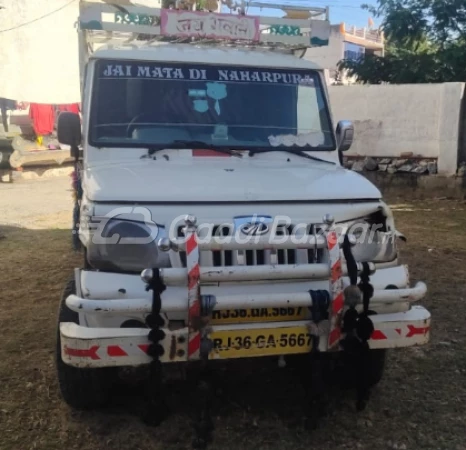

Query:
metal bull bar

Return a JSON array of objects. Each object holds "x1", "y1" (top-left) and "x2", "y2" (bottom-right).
[
  {"x1": 66, "y1": 212, "x2": 428, "y2": 319},
  {"x1": 159, "y1": 234, "x2": 327, "y2": 251},
  {"x1": 66, "y1": 282, "x2": 427, "y2": 315},
  {"x1": 159, "y1": 263, "x2": 370, "y2": 284},
  {"x1": 63, "y1": 215, "x2": 430, "y2": 372}
]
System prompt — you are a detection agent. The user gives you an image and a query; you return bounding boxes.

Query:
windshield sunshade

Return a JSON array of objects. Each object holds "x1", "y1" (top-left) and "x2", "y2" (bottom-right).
[{"x1": 90, "y1": 61, "x2": 336, "y2": 151}]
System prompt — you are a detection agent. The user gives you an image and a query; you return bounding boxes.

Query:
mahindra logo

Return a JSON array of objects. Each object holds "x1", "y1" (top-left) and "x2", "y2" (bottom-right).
[{"x1": 241, "y1": 222, "x2": 269, "y2": 236}]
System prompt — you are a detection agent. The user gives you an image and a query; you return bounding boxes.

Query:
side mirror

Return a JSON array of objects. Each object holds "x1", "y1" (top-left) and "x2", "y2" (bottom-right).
[
  {"x1": 57, "y1": 112, "x2": 81, "y2": 158},
  {"x1": 336, "y1": 120, "x2": 354, "y2": 152}
]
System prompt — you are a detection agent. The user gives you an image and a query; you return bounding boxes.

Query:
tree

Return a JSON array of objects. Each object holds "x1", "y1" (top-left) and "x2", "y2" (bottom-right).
[
  {"x1": 162, "y1": 0, "x2": 212, "y2": 10},
  {"x1": 338, "y1": 0, "x2": 466, "y2": 83}
]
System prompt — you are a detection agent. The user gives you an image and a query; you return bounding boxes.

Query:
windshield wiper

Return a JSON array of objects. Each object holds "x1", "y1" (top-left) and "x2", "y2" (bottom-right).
[
  {"x1": 140, "y1": 143, "x2": 243, "y2": 159},
  {"x1": 249, "y1": 148, "x2": 335, "y2": 165},
  {"x1": 147, "y1": 147, "x2": 166, "y2": 156},
  {"x1": 139, "y1": 147, "x2": 169, "y2": 160},
  {"x1": 172, "y1": 141, "x2": 243, "y2": 158}
]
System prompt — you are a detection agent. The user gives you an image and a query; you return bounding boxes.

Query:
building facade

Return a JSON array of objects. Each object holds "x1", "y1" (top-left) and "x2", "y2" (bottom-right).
[{"x1": 305, "y1": 23, "x2": 384, "y2": 85}]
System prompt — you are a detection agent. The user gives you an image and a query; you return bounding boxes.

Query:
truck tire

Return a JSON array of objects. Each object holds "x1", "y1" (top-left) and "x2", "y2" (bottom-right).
[
  {"x1": 55, "y1": 278, "x2": 116, "y2": 409},
  {"x1": 365, "y1": 349, "x2": 386, "y2": 387},
  {"x1": 340, "y1": 348, "x2": 387, "y2": 388}
]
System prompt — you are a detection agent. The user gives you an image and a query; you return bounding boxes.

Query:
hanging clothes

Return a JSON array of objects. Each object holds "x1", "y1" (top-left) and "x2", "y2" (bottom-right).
[
  {"x1": 57, "y1": 103, "x2": 80, "y2": 114},
  {"x1": 0, "y1": 98, "x2": 16, "y2": 133},
  {"x1": 29, "y1": 103, "x2": 55, "y2": 136}
]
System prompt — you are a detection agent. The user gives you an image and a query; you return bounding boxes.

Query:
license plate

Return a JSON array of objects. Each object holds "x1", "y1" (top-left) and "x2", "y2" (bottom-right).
[
  {"x1": 209, "y1": 326, "x2": 312, "y2": 359},
  {"x1": 211, "y1": 307, "x2": 308, "y2": 324}
]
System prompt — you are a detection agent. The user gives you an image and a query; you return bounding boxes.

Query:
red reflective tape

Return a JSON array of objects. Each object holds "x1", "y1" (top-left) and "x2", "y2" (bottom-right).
[
  {"x1": 371, "y1": 330, "x2": 387, "y2": 340},
  {"x1": 189, "y1": 300, "x2": 200, "y2": 318},
  {"x1": 138, "y1": 344, "x2": 150, "y2": 354},
  {"x1": 332, "y1": 291, "x2": 344, "y2": 314},
  {"x1": 406, "y1": 325, "x2": 430, "y2": 338},
  {"x1": 327, "y1": 226, "x2": 343, "y2": 350},
  {"x1": 188, "y1": 264, "x2": 200, "y2": 290},
  {"x1": 327, "y1": 231, "x2": 338, "y2": 251},
  {"x1": 329, "y1": 328, "x2": 341, "y2": 347},
  {"x1": 107, "y1": 345, "x2": 128, "y2": 357},
  {"x1": 186, "y1": 226, "x2": 200, "y2": 360},
  {"x1": 186, "y1": 234, "x2": 197, "y2": 256},
  {"x1": 193, "y1": 149, "x2": 230, "y2": 157},
  {"x1": 64, "y1": 345, "x2": 100, "y2": 360},
  {"x1": 188, "y1": 333, "x2": 201, "y2": 356},
  {"x1": 188, "y1": 301, "x2": 200, "y2": 330},
  {"x1": 331, "y1": 259, "x2": 343, "y2": 282}
]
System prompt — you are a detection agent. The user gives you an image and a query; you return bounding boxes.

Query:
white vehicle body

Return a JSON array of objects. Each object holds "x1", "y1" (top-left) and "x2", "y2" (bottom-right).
[{"x1": 59, "y1": 2, "x2": 430, "y2": 370}]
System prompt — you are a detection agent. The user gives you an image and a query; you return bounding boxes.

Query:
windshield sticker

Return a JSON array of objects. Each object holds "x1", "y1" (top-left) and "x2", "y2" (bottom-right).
[
  {"x1": 193, "y1": 99, "x2": 209, "y2": 113},
  {"x1": 299, "y1": 77, "x2": 315, "y2": 87},
  {"x1": 100, "y1": 61, "x2": 318, "y2": 86},
  {"x1": 189, "y1": 89, "x2": 208, "y2": 112},
  {"x1": 212, "y1": 124, "x2": 229, "y2": 140},
  {"x1": 189, "y1": 82, "x2": 228, "y2": 115},
  {"x1": 189, "y1": 89, "x2": 206, "y2": 97},
  {"x1": 206, "y1": 83, "x2": 227, "y2": 115},
  {"x1": 268, "y1": 132, "x2": 326, "y2": 147}
]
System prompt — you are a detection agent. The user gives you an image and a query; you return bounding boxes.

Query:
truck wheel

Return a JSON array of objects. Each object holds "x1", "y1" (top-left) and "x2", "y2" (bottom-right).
[
  {"x1": 340, "y1": 348, "x2": 387, "y2": 388},
  {"x1": 365, "y1": 349, "x2": 386, "y2": 387},
  {"x1": 55, "y1": 278, "x2": 116, "y2": 409}
]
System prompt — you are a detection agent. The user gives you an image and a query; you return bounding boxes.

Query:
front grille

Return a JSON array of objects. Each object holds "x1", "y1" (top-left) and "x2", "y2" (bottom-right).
[{"x1": 175, "y1": 224, "x2": 325, "y2": 268}]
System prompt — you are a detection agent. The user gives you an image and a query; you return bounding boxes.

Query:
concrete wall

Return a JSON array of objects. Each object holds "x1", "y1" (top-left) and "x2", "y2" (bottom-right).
[{"x1": 328, "y1": 83, "x2": 466, "y2": 175}]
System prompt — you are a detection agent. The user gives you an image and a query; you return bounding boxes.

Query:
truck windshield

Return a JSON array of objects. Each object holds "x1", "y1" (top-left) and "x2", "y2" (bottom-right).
[{"x1": 90, "y1": 60, "x2": 335, "y2": 151}]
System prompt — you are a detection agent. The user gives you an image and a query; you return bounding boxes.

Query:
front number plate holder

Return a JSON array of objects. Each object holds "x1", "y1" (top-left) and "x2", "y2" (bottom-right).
[
  {"x1": 211, "y1": 307, "x2": 308, "y2": 325},
  {"x1": 209, "y1": 325, "x2": 312, "y2": 359}
]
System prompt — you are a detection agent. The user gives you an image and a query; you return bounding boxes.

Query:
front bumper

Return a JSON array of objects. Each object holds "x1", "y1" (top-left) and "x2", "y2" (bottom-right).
[
  {"x1": 60, "y1": 306, "x2": 431, "y2": 368},
  {"x1": 60, "y1": 263, "x2": 430, "y2": 369},
  {"x1": 61, "y1": 218, "x2": 430, "y2": 368}
]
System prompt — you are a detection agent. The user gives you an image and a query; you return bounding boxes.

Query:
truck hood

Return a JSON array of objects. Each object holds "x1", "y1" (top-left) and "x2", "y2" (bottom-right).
[{"x1": 84, "y1": 157, "x2": 381, "y2": 203}]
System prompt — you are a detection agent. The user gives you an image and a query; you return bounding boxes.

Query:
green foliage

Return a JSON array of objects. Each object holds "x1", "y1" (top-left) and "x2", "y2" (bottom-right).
[
  {"x1": 161, "y1": 0, "x2": 207, "y2": 10},
  {"x1": 339, "y1": 0, "x2": 466, "y2": 83}
]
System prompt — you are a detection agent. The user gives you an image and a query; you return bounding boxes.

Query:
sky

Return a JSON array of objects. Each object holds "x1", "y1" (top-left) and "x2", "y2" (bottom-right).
[{"x1": 241, "y1": 0, "x2": 381, "y2": 28}]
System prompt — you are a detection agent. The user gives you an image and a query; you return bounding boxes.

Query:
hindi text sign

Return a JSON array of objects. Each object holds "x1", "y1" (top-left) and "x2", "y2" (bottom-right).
[{"x1": 160, "y1": 10, "x2": 260, "y2": 42}]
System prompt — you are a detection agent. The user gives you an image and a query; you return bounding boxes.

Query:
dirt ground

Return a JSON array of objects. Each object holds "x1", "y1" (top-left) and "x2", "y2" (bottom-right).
[
  {"x1": 0, "y1": 178, "x2": 465, "y2": 450},
  {"x1": 0, "y1": 176, "x2": 72, "y2": 230}
]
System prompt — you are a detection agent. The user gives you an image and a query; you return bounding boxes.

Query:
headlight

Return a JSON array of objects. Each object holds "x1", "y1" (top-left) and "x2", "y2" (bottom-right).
[
  {"x1": 337, "y1": 217, "x2": 398, "y2": 263},
  {"x1": 350, "y1": 224, "x2": 397, "y2": 262},
  {"x1": 86, "y1": 218, "x2": 170, "y2": 272}
]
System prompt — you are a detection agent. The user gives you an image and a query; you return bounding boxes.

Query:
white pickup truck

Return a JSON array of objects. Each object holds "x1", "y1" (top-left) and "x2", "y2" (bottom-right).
[{"x1": 56, "y1": 0, "x2": 430, "y2": 432}]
